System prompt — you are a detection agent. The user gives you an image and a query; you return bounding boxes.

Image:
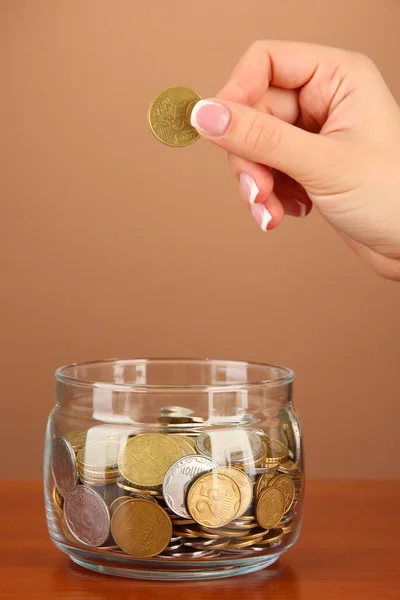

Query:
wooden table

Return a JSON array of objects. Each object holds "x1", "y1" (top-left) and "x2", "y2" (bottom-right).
[{"x1": 1, "y1": 480, "x2": 399, "y2": 599}]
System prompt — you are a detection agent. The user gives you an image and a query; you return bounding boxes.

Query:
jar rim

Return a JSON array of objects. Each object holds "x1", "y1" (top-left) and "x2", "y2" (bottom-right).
[{"x1": 55, "y1": 357, "x2": 294, "y2": 391}]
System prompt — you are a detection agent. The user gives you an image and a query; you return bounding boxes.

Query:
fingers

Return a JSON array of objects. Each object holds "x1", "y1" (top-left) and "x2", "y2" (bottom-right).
[
  {"x1": 191, "y1": 98, "x2": 332, "y2": 181},
  {"x1": 217, "y1": 40, "x2": 342, "y2": 105}
]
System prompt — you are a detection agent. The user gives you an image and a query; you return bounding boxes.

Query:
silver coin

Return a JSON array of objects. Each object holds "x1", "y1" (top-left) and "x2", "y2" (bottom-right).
[
  {"x1": 64, "y1": 485, "x2": 110, "y2": 547},
  {"x1": 163, "y1": 548, "x2": 218, "y2": 558},
  {"x1": 162, "y1": 455, "x2": 218, "y2": 518},
  {"x1": 51, "y1": 437, "x2": 78, "y2": 497},
  {"x1": 195, "y1": 430, "x2": 263, "y2": 464}
]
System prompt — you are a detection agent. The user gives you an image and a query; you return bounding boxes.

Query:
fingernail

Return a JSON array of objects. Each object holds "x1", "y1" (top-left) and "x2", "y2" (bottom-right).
[
  {"x1": 240, "y1": 173, "x2": 259, "y2": 204},
  {"x1": 295, "y1": 200, "x2": 307, "y2": 218},
  {"x1": 250, "y1": 203, "x2": 272, "y2": 231},
  {"x1": 190, "y1": 100, "x2": 231, "y2": 136}
]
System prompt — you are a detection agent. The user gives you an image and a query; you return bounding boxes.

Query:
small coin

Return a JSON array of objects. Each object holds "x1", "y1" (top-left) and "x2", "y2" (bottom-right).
[
  {"x1": 200, "y1": 526, "x2": 251, "y2": 538},
  {"x1": 163, "y1": 455, "x2": 218, "y2": 518},
  {"x1": 187, "y1": 471, "x2": 241, "y2": 528},
  {"x1": 254, "y1": 528, "x2": 284, "y2": 545},
  {"x1": 51, "y1": 437, "x2": 78, "y2": 497},
  {"x1": 183, "y1": 537, "x2": 229, "y2": 550},
  {"x1": 111, "y1": 498, "x2": 172, "y2": 557},
  {"x1": 195, "y1": 430, "x2": 262, "y2": 464},
  {"x1": 215, "y1": 467, "x2": 252, "y2": 518},
  {"x1": 64, "y1": 485, "x2": 110, "y2": 547},
  {"x1": 182, "y1": 526, "x2": 220, "y2": 539},
  {"x1": 148, "y1": 86, "x2": 201, "y2": 148},
  {"x1": 256, "y1": 487, "x2": 285, "y2": 529},
  {"x1": 116, "y1": 479, "x2": 160, "y2": 495},
  {"x1": 119, "y1": 434, "x2": 182, "y2": 487},
  {"x1": 255, "y1": 471, "x2": 277, "y2": 498},
  {"x1": 268, "y1": 474, "x2": 295, "y2": 514}
]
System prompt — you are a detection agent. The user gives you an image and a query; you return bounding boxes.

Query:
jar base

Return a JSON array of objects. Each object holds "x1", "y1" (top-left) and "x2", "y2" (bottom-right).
[{"x1": 56, "y1": 541, "x2": 280, "y2": 581}]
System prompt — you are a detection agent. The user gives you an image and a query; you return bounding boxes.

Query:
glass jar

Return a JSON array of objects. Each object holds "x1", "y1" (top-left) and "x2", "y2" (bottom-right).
[{"x1": 44, "y1": 358, "x2": 303, "y2": 581}]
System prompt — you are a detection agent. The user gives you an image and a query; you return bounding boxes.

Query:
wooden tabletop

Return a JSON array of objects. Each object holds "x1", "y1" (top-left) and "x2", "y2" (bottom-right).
[{"x1": 1, "y1": 480, "x2": 399, "y2": 599}]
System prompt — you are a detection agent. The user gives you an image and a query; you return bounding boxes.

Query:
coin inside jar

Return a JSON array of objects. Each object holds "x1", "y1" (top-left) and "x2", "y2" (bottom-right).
[
  {"x1": 163, "y1": 455, "x2": 218, "y2": 519},
  {"x1": 119, "y1": 434, "x2": 182, "y2": 487},
  {"x1": 111, "y1": 498, "x2": 172, "y2": 557},
  {"x1": 215, "y1": 467, "x2": 253, "y2": 518},
  {"x1": 51, "y1": 437, "x2": 78, "y2": 497},
  {"x1": 187, "y1": 471, "x2": 241, "y2": 528},
  {"x1": 64, "y1": 485, "x2": 110, "y2": 547},
  {"x1": 256, "y1": 487, "x2": 285, "y2": 529}
]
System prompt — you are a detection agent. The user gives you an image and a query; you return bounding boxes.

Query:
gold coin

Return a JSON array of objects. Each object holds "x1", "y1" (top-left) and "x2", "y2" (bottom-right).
[
  {"x1": 187, "y1": 471, "x2": 241, "y2": 528},
  {"x1": 254, "y1": 528, "x2": 284, "y2": 545},
  {"x1": 268, "y1": 474, "x2": 295, "y2": 514},
  {"x1": 64, "y1": 430, "x2": 87, "y2": 453},
  {"x1": 277, "y1": 459, "x2": 299, "y2": 475},
  {"x1": 215, "y1": 467, "x2": 252, "y2": 518},
  {"x1": 111, "y1": 498, "x2": 172, "y2": 557},
  {"x1": 116, "y1": 480, "x2": 160, "y2": 495},
  {"x1": 256, "y1": 487, "x2": 285, "y2": 529},
  {"x1": 263, "y1": 437, "x2": 289, "y2": 464},
  {"x1": 147, "y1": 86, "x2": 201, "y2": 147},
  {"x1": 255, "y1": 471, "x2": 276, "y2": 498},
  {"x1": 170, "y1": 435, "x2": 197, "y2": 456},
  {"x1": 52, "y1": 486, "x2": 64, "y2": 514},
  {"x1": 119, "y1": 434, "x2": 181, "y2": 487}
]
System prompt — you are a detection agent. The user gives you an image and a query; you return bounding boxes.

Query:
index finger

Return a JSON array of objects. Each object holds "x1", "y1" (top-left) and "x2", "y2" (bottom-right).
[{"x1": 217, "y1": 40, "x2": 344, "y2": 105}]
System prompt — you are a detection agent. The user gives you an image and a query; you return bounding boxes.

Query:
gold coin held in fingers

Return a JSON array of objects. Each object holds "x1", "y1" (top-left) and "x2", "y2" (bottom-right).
[
  {"x1": 148, "y1": 86, "x2": 201, "y2": 147},
  {"x1": 256, "y1": 487, "x2": 285, "y2": 529},
  {"x1": 187, "y1": 471, "x2": 241, "y2": 528},
  {"x1": 111, "y1": 498, "x2": 172, "y2": 557}
]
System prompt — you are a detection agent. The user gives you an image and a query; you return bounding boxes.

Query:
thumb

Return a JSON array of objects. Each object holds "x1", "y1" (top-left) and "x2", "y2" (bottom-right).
[{"x1": 191, "y1": 98, "x2": 333, "y2": 181}]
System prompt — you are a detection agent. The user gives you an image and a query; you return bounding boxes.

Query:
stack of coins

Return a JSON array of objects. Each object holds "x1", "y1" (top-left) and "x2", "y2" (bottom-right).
[{"x1": 50, "y1": 407, "x2": 303, "y2": 560}]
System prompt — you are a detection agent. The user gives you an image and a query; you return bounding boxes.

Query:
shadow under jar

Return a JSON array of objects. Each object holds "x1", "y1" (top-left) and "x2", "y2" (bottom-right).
[{"x1": 44, "y1": 358, "x2": 303, "y2": 581}]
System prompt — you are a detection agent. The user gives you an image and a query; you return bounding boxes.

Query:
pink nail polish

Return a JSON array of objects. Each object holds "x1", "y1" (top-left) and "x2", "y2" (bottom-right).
[
  {"x1": 250, "y1": 203, "x2": 272, "y2": 231},
  {"x1": 240, "y1": 173, "x2": 259, "y2": 204},
  {"x1": 190, "y1": 100, "x2": 231, "y2": 136}
]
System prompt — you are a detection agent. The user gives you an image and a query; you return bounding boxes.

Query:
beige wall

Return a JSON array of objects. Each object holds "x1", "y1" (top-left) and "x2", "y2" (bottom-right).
[{"x1": 1, "y1": 0, "x2": 400, "y2": 478}]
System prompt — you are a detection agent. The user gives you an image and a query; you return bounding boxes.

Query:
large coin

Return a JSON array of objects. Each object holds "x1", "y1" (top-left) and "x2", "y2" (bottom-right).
[
  {"x1": 64, "y1": 485, "x2": 110, "y2": 547},
  {"x1": 195, "y1": 430, "x2": 262, "y2": 465},
  {"x1": 51, "y1": 437, "x2": 78, "y2": 497},
  {"x1": 163, "y1": 455, "x2": 218, "y2": 518},
  {"x1": 268, "y1": 474, "x2": 295, "y2": 513},
  {"x1": 256, "y1": 487, "x2": 285, "y2": 529},
  {"x1": 215, "y1": 467, "x2": 252, "y2": 518},
  {"x1": 119, "y1": 434, "x2": 181, "y2": 487},
  {"x1": 187, "y1": 471, "x2": 241, "y2": 528},
  {"x1": 147, "y1": 86, "x2": 201, "y2": 147},
  {"x1": 111, "y1": 498, "x2": 172, "y2": 557}
]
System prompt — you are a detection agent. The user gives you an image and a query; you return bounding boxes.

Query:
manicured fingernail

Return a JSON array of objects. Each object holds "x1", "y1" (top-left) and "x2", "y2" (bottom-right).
[
  {"x1": 250, "y1": 203, "x2": 272, "y2": 231},
  {"x1": 240, "y1": 173, "x2": 259, "y2": 204},
  {"x1": 190, "y1": 100, "x2": 231, "y2": 136},
  {"x1": 295, "y1": 200, "x2": 307, "y2": 218}
]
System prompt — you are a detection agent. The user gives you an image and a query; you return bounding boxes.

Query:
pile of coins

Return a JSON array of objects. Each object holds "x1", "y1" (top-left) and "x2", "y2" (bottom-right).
[{"x1": 50, "y1": 409, "x2": 303, "y2": 561}]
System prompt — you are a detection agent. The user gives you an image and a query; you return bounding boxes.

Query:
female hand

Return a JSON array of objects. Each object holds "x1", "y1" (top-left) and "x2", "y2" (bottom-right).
[{"x1": 190, "y1": 41, "x2": 400, "y2": 281}]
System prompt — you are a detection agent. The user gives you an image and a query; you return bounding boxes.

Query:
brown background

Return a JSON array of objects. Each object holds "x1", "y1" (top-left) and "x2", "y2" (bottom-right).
[{"x1": 1, "y1": 0, "x2": 399, "y2": 479}]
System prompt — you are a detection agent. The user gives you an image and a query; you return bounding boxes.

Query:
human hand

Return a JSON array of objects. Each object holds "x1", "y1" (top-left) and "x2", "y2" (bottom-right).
[{"x1": 190, "y1": 41, "x2": 400, "y2": 281}]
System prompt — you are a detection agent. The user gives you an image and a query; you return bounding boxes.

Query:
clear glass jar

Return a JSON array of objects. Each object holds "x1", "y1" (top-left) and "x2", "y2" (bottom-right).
[{"x1": 44, "y1": 358, "x2": 303, "y2": 581}]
